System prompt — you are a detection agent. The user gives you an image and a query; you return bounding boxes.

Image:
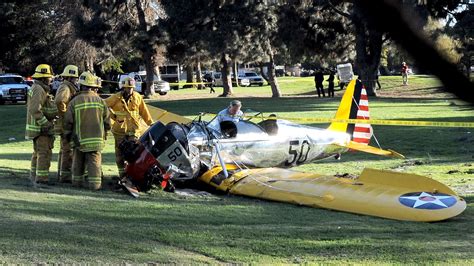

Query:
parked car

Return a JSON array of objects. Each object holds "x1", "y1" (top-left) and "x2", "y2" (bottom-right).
[
  {"x1": 0, "y1": 74, "x2": 30, "y2": 104},
  {"x1": 212, "y1": 71, "x2": 250, "y2": 87},
  {"x1": 119, "y1": 71, "x2": 170, "y2": 95},
  {"x1": 238, "y1": 71, "x2": 265, "y2": 86}
]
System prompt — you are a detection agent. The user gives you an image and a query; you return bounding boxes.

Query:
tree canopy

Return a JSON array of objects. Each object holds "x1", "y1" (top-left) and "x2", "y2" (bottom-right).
[{"x1": 0, "y1": 0, "x2": 472, "y2": 102}]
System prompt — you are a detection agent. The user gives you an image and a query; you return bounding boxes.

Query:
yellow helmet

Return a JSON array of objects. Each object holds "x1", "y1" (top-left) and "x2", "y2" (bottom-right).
[
  {"x1": 60, "y1": 65, "x2": 79, "y2": 78},
  {"x1": 121, "y1": 77, "x2": 136, "y2": 88},
  {"x1": 79, "y1": 71, "x2": 102, "y2": 88},
  {"x1": 32, "y1": 64, "x2": 54, "y2": 78}
]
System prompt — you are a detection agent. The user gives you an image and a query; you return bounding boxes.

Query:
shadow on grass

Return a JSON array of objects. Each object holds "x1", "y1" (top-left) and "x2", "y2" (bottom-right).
[{"x1": 1, "y1": 171, "x2": 472, "y2": 263}]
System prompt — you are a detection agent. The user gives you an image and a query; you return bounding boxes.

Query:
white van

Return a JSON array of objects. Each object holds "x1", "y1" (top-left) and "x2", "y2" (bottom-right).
[
  {"x1": 119, "y1": 71, "x2": 170, "y2": 95},
  {"x1": 336, "y1": 63, "x2": 354, "y2": 84},
  {"x1": 212, "y1": 72, "x2": 250, "y2": 87},
  {"x1": 238, "y1": 71, "x2": 265, "y2": 86}
]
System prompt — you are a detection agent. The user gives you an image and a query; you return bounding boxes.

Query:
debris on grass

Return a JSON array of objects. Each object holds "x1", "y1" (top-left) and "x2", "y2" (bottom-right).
[
  {"x1": 175, "y1": 188, "x2": 214, "y2": 197},
  {"x1": 335, "y1": 173, "x2": 358, "y2": 179},
  {"x1": 447, "y1": 170, "x2": 460, "y2": 174}
]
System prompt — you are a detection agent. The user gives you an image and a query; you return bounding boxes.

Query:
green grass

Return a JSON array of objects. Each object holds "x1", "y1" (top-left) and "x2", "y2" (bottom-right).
[{"x1": 0, "y1": 75, "x2": 473, "y2": 264}]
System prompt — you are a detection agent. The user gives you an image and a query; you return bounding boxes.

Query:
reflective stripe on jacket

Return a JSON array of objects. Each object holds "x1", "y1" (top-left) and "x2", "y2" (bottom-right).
[
  {"x1": 104, "y1": 91, "x2": 153, "y2": 137},
  {"x1": 64, "y1": 91, "x2": 111, "y2": 152},
  {"x1": 54, "y1": 80, "x2": 77, "y2": 134},
  {"x1": 25, "y1": 81, "x2": 58, "y2": 139}
]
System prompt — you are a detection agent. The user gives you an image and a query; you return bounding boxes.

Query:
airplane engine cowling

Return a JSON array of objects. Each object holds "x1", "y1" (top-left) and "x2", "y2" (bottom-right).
[{"x1": 124, "y1": 122, "x2": 201, "y2": 190}]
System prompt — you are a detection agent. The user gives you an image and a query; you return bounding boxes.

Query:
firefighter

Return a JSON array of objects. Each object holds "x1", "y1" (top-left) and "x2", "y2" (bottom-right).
[
  {"x1": 54, "y1": 65, "x2": 79, "y2": 183},
  {"x1": 25, "y1": 64, "x2": 58, "y2": 184},
  {"x1": 105, "y1": 77, "x2": 153, "y2": 178},
  {"x1": 64, "y1": 71, "x2": 110, "y2": 190}
]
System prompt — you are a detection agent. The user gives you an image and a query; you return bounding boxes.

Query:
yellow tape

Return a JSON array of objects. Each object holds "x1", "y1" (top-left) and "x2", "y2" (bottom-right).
[
  {"x1": 100, "y1": 80, "x2": 211, "y2": 86},
  {"x1": 168, "y1": 82, "x2": 211, "y2": 85},
  {"x1": 280, "y1": 117, "x2": 474, "y2": 128},
  {"x1": 200, "y1": 113, "x2": 474, "y2": 128}
]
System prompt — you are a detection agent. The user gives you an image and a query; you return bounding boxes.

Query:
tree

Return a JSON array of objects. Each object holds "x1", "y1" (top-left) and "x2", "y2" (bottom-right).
[
  {"x1": 134, "y1": 0, "x2": 166, "y2": 97},
  {"x1": 228, "y1": 1, "x2": 282, "y2": 97},
  {"x1": 451, "y1": 4, "x2": 474, "y2": 77},
  {"x1": 73, "y1": 0, "x2": 166, "y2": 97},
  {"x1": 424, "y1": 18, "x2": 462, "y2": 64},
  {"x1": 0, "y1": 2, "x2": 59, "y2": 75},
  {"x1": 160, "y1": 0, "x2": 214, "y2": 90},
  {"x1": 324, "y1": 0, "x2": 470, "y2": 98},
  {"x1": 353, "y1": 0, "x2": 473, "y2": 102},
  {"x1": 276, "y1": 2, "x2": 353, "y2": 73}
]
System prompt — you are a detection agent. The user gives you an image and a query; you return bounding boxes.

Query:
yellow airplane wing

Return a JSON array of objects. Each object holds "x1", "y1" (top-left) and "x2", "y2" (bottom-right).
[
  {"x1": 147, "y1": 104, "x2": 192, "y2": 124},
  {"x1": 199, "y1": 166, "x2": 466, "y2": 222}
]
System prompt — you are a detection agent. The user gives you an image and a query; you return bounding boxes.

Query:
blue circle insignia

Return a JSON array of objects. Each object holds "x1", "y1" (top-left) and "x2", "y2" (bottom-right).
[{"x1": 399, "y1": 192, "x2": 457, "y2": 210}]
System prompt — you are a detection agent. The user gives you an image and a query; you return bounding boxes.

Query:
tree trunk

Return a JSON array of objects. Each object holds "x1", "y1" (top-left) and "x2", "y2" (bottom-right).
[
  {"x1": 353, "y1": 2, "x2": 383, "y2": 96},
  {"x1": 143, "y1": 51, "x2": 156, "y2": 97},
  {"x1": 135, "y1": 0, "x2": 155, "y2": 97},
  {"x1": 220, "y1": 53, "x2": 233, "y2": 97},
  {"x1": 266, "y1": 39, "x2": 281, "y2": 98},
  {"x1": 233, "y1": 60, "x2": 239, "y2": 87},
  {"x1": 196, "y1": 60, "x2": 204, "y2": 90},
  {"x1": 183, "y1": 64, "x2": 194, "y2": 88},
  {"x1": 86, "y1": 58, "x2": 94, "y2": 73},
  {"x1": 259, "y1": 64, "x2": 269, "y2": 82}
]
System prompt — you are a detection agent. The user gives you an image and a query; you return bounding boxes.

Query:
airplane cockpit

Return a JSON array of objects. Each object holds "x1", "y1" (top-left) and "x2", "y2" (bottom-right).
[{"x1": 204, "y1": 115, "x2": 273, "y2": 141}]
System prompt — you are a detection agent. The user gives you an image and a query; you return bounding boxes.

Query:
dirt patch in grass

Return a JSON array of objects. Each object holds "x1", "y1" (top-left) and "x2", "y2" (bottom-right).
[{"x1": 376, "y1": 86, "x2": 452, "y2": 99}]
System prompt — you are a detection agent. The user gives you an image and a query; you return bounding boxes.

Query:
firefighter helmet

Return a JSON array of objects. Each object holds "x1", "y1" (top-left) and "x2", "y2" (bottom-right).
[
  {"x1": 32, "y1": 64, "x2": 54, "y2": 78},
  {"x1": 79, "y1": 71, "x2": 102, "y2": 88},
  {"x1": 60, "y1": 65, "x2": 79, "y2": 78},
  {"x1": 121, "y1": 77, "x2": 136, "y2": 89}
]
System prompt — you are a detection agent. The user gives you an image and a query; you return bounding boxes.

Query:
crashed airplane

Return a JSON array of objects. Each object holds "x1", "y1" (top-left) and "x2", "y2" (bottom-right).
[{"x1": 118, "y1": 80, "x2": 466, "y2": 222}]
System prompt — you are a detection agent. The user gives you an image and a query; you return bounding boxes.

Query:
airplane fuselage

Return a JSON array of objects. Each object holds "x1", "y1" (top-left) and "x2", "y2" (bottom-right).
[{"x1": 189, "y1": 119, "x2": 351, "y2": 169}]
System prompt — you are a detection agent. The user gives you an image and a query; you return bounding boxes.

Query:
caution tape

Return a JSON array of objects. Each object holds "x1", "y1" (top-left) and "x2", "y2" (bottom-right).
[
  {"x1": 278, "y1": 117, "x2": 474, "y2": 128},
  {"x1": 168, "y1": 82, "x2": 211, "y2": 85},
  {"x1": 101, "y1": 80, "x2": 211, "y2": 86},
  {"x1": 200, "y1": 113, "x2": 474, "y2": 128}
]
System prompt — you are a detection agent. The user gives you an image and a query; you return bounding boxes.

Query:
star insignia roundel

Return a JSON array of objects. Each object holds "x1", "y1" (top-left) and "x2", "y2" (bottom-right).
[{"x1": 399, "y1": 192, "x2": 457, "y2": 210}]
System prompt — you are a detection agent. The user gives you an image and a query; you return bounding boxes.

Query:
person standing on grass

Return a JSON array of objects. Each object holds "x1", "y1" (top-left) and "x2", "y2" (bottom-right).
[
  {"x1": 376, "y1": 69, "x2": 382, "y2": 89},
  {"x1": 54, "y1": 65, "x2": 79, "y2": 183},
  {"x1": 64, "y1": 72, "x2": 110, "y2": 190},
  {"x1": 401, "y1": 62, "x2": 409, "y2": 85},
  {"x1": 204, "y1": 73, "x2": 216, "y2": 93},
  {"x1": 25, "y1": 64, "x2": 58, "y2": 185},
  {"x1": 105, "y1": 77, "x2": 153, "y2": 179},
  {"x1": 327, "y1": 70, "x2": 335, "y2": 97},
  {"x1": 314, "y1": 69, "x2": 325, "y2": 97}
]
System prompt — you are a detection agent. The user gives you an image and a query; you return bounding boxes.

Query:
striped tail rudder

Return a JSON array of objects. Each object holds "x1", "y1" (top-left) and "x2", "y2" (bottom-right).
[
  {"x1": 352, "y1": 86, "x2": 372, "y2": 145},
  {"x1": 328, "y1": 79, "x2": 372, "y2": 144}
]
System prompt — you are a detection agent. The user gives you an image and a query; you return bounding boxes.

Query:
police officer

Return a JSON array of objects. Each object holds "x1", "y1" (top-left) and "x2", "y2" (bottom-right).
[
  {"x1": 25, "y1": 64, "x2": 58, "y2": 184},
  {"x1": 55, "y1": 65, "x2": 79, "y2": 183},
  {"x1": 64, "y1": 72, "x2": 110, "y2": 190},
  {"x1": 105, "y1": 77, "x2": 153, "y2": 178}
]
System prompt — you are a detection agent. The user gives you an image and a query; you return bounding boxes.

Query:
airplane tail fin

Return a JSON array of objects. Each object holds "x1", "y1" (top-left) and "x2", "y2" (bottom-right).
[
  {"x1": 328, "y1": 79, "x2": 372, "y2": 145},
  {"x1": 329, "y1": 80, "x2": 404, "y2": 159}
]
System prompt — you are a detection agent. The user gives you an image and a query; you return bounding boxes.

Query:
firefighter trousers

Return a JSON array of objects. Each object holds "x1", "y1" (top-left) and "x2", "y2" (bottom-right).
[
  {"x1": 114, "y1": 134, "x2": 137, "y2": 177},
  {"x1": 57, "y1": 134, "x2": 73, "y2": 183},
  {"x1": 72, "y1": 149, "x2": 102, "y2": 190},
  {"x1": 31, "y1": 135, "x2": 54, "y2": 183}
]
